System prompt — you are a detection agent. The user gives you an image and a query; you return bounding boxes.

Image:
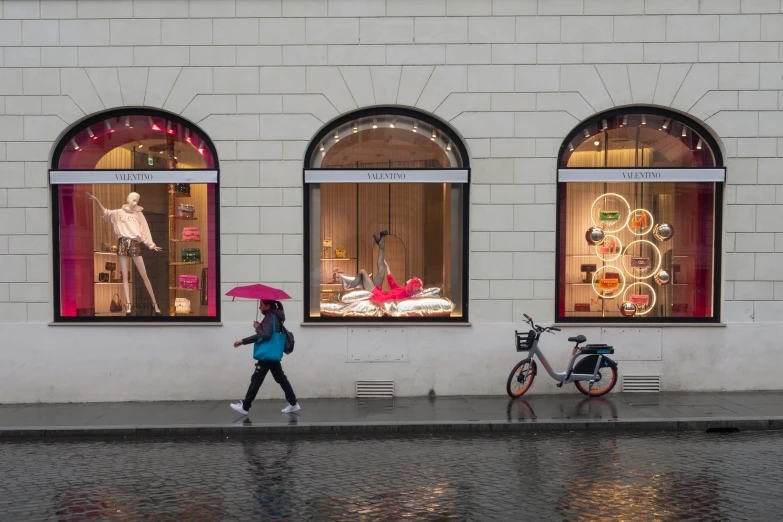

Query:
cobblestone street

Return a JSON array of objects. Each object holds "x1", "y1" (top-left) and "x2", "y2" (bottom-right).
[{"x1": 1, "y1": 430, "x2": 781, "y2": 521}]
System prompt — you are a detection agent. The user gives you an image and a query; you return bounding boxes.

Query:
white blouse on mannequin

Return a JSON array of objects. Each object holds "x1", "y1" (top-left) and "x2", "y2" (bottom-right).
[{"x1": 101, "y1": 204, "x2": 157, "y2": 250}]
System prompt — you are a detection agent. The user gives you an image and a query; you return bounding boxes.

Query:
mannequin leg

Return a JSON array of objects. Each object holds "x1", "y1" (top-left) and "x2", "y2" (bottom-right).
[
  {"x1": 118, "y1": 256, "x2": 132, "y2": 314},
  {"x1": 131, "y1": 256, "x2": 161, "y2": 313},
  {"x1": 372, "y1": 235, "x2": 386, "y2": 288},
  {"x1": 347, "y1": 270, "x2": 375, "y2": 292}
]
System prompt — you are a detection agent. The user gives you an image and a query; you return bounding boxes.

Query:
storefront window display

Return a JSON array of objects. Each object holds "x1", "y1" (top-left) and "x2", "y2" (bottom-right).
[
  {"x1": 557, "y1": 109, "x2": 724, "y2": 323},
  {"x1": 304, "y1": 109, "x2": 469, "y2": 322},
  {"x1": 50, "y1": 110, "x2": 220, "y2": 322}
]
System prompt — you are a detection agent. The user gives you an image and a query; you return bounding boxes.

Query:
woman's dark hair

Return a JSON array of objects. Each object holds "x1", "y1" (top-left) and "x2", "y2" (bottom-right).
[{"x1": 262, "y1": 300, "x2": 284, "y2": 311}]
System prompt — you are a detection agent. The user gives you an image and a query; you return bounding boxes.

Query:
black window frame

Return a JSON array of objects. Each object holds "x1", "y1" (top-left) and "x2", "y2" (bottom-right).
[
  {"x1": 555, "y1": 107, "x2": 724, "y2": 325},
  {"x1": 50, "y1": 108, "x2": 221, "y2": 324},
  {"x1": 303, "y1": 107, "x2": 471, "y2": 324}
]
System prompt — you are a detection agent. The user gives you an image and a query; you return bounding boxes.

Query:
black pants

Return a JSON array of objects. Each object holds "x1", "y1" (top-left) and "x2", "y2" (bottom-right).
[{"x1": 243, "y1": 361, "x2": 297, "y2": 411}]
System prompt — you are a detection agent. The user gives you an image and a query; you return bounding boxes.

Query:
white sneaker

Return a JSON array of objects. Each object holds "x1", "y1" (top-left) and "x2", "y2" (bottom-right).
[
  {"x1": 230, "y1": 401, "x2": 249, "y2": 415},
  {"x1": 281, "y1": 403, "x2": 301, "y2": 413}
]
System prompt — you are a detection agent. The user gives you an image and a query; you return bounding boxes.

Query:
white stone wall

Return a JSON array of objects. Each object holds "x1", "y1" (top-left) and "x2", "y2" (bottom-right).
[{"x1": 1, "y1": 0, "x2": 783, "y2": 401}]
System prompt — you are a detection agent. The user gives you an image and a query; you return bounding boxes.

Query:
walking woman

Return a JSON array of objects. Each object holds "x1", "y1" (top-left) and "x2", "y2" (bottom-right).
[{"x1": 231, "y1": 300, "x2": 300, "y2": 415}]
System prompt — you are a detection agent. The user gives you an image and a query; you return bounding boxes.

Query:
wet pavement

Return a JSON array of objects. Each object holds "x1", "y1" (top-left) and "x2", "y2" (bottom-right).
[
  {"x1": 2, "y1": 392, "x2": 783, "y2": 437},
  {"x1": 1, "y1": 430, "x2": 779, "y2": 521}
]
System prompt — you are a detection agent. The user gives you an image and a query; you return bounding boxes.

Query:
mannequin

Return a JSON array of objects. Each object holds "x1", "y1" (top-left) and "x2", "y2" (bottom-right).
[{"x1": 86, "y1": 191, "x2": 163, "y2": 316}]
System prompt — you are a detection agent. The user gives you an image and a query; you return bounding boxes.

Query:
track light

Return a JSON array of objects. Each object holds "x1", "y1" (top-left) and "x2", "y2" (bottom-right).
[
  {"x1": 431, "y1": 128, "x2": 436, "y2": 139},
  {"x1": 148, "y1": 116, "x2": 160, "y2": 130},
  {"x1": 622, "y1": 115, "x2": 627, "y2": 127},
  {"x1": 583, "y1": 129, "x2": 590, "y2": 138},
  {"x1": 662, "y1": 119, "x2": 669, "y2": 130},
  {"x1": 681, "y1": 126, "x2": 687, "y2": 137},
  {"x1": 390, "y1": 118, "x2": 396, "y2": 128},
  {"x1": 569, "y1": 142, "x2": 574, "y2": 152},
  {"x1": 198, "y1": 142, "x2": 205, "y2": 155},
  {"x1": 353, "y1": 122, "x2": 358, "y2": 133},
  {"x1": 166, "y1": 121, "x2": 174, "y2": 134},
  {"x1": 641, "y1": 114, "x2": 646, "y2": 125},
  {"x1": 185, "y1": 129, "x2": 191, "y2": 142},
  {"x1": 696, "y1": 138, "x2": 702, "y2": 150},
  {"x1": 70, "y1": 138, "x2": 79, "y2": 150},
  {"x1": 86, "y1": 127, "x2": 95, "y2": 139},
  {"x1": 334, "y1": 130, "x2": 339, "y2": 142},
  {"x1": 413, "y1": 121, "x2": 418, "y2": 133},
  {"x1": 124, "y1": 116, "x2": 130, "y2": 127},
  {"x1": 105, "y1": 120, "x2": 113, "y2": 133},
  {"x1": 372, "y1": 118, "x2": 377, "y2": 129},
  {"x1": 602, "y1": 119, "x2": 608, "y2": 130},
  {"x1": 320, "y1": 142, "x2": 325, "y2": 151},
  {"x1": 446, "y1": 141, "x2": 452, "y2": 151}
]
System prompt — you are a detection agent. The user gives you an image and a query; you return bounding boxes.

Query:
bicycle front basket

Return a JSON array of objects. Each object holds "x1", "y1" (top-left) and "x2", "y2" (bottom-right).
[{"x1": 516, "y1": 330, "x2": 536, "y2": 351}]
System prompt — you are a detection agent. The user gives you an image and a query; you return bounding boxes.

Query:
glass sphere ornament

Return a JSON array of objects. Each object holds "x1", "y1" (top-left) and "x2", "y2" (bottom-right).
[
  {"x1": 654, "y1": 270, "x2": 670, "y2": 286},
  {"x1": 653, "y1": 223, "x2": 674, "y2": 241},
  {"x1": 585, "y1": 226, "x2": 606, "y2": 245},
  {"x1": 619, "y1": 301, "x2": 637, "y2": 317}
]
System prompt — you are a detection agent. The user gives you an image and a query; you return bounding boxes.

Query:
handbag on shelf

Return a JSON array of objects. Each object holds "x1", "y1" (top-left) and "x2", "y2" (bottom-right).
[
  {"x1": 599, "y1": 210, "x2": 620, "y2": 222},
  {"x1": 177, "y1": 203, "x2": 195, "y2": 217},
  {"x1": 597, "y1": 279, "x2": 619, "y2": 291},
  {"x1": 630, "y1": 257, "x2": 651, "y2": 269},
  {"x1": 200, "y1": 268, "x2": 208, "y2": 305},
  {"x1": 174, "y1": 183, "x2": 191, "y2": 195},
  {"x1": 98, "y1": 272, "x2": 109, "y2": 283},
  {"x1": 334, "y1": 248, "x2": 347, "y2": 259},
  {"x1": 182, "y1": 248, "x2": 201, "y2": 262},
  {"x1": 181, "y1": 227, "x2": 200, "y2": 241},
  {"x1": 574, "y1": 303, "x2": 591, "y2": 312},
  {"x1": 179, "y1": 274, "x2": 199, "y2": 289},
  {"x1": 175, "y1": 297, "x2": 191, "y2": 314},
  {"x1": 109, "y1": 293, "x2": 123, "y2": 313},
  {"x1": 101, "y1": 242, "x2": 112, "y2": 252},
  {"x1": 105, "y1": 261, "x2": 116, "y2": 271}
]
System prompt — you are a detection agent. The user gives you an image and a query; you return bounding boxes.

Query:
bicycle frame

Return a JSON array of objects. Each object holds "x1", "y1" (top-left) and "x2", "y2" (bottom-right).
[{"x1": 525, "y1": 334, "x2": 606, "y2": 385}]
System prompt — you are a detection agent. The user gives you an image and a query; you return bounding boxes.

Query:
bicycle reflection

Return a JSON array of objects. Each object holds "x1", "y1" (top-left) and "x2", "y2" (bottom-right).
[{"x1": 506, "y1": 397, "x2": 619, "y2": 423}]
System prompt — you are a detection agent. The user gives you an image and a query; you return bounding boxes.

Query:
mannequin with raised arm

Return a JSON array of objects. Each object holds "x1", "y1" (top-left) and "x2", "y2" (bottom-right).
[{"x1": 86, "y1": 191, "x2": 164, "y2": 316}]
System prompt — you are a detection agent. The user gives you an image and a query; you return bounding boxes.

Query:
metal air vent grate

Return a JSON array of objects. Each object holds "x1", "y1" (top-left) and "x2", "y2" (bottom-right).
[
  {"x1": 356, "y1": 380, "x2": 395, "y2": 399},
  {"x1": 622, "y1": 375, "x2": 661, "y2": 393}
]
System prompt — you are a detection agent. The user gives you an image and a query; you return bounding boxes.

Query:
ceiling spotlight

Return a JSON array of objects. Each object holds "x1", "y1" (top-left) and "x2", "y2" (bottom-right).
[
  {"x1": 446, "y1": 141, "x2": 452, "y2": 151},
  {"x1": 124, "y1": 116, "x2": 130, "y2": 127},
  {"x1": 70, "y1": 138, "x2": 79, "y2": 150},
  {"x1": 681, "y1": 126, "x2": 688, "y2": 137},
  {"x1": 138, "y1": 144, "x2": 143, "y2": 149},
  {"x1": 87, "y1": 127, "x2": 95, "y2": 139},
  {"x1": 602, "y1": 119, "x2": 608, "y2": 130},
  {"x1": 105, "y1": 120, "x2": 113, "y2": 133},
  {"x1": 431, "y1": 128, "x2": 436, "y2": 138},
  {"x1": 148, "y1": 116, "x2": 161, "y2": 131},
  {"x1": 413, "y1": 121, "x2": 418, "y2": 133},
  {"x1": 353, "y1": 122, "x2": 358, "y2": 133},
  {"x1": 696, "y1": 138, "x2": 703, "y2": 150},
  {"x1": 198, "y1": 142, "x2": 205, "y2": 155},
  {"x1": 622, "y1": 115, "x2": 628, "y2": 126},
  {"x1": 641, "y1": 114, "x2": 646, "y2": 125},
  {"x1": 662, "y1": 118, "x2": 669, "y2": 130},
  {"x1": 390, "y1": 118, "x2": 396, "y2": 128},
  {"x1": 320, "y1": 142, "x2": 325, "y2": 152},
  {"x1": 185, "y1": 129, "x2": 191, "y2": 142},
  {"x1": 594, "y1": 140, "x2": 600, "y2": 146},
  {"x1": 372, "y1": 118, "x2": 377, "y2": 129},
  {"x1": 334, "y1": 130, "x2": 339, "y2": 142},
  {"x1": 166, "y1": 121, "x2": 174, "y2": 134},
  {"x1": 569, "y1": 142, "x2": 575, "y2": 152}
]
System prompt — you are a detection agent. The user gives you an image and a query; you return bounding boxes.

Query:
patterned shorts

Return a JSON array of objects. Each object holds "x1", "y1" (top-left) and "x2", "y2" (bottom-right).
[{"x1": 117, "y1": 237, "x2": 142, "y2": 257}]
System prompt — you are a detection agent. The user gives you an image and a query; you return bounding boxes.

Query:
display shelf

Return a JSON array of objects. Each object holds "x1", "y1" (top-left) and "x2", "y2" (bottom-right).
[
  {"x1": 169, "y1": 239, "x2": 200, "y2": 243},
  {"x1": 320, "y1": 257, "x2": 357, "y2": 261},
  {"x1": 94, "y1": 281, "x2": 129, "y2": 285},
  {"x1": 169, "y1": 287, "x2": 203, "y2": 292},
  {"x1": 168, "y1": 215, "x2": 198, "y2": 220},
  {"x1": 95, "y1": 251, "x2": 118, "y2": 256},
  {"x1": 169, "y1": 261, "x2": 203, "y2": 266}
]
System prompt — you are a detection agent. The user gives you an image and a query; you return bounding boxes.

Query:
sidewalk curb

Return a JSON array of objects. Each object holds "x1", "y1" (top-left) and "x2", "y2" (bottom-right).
[{"x1": 2, "y1": 417, "x2": 782, "y2": 439}]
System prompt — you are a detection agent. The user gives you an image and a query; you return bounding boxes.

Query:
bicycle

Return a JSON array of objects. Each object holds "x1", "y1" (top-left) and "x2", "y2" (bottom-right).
[{"x1": 506, "y1": 314, "x2": 619, "y2": 398}]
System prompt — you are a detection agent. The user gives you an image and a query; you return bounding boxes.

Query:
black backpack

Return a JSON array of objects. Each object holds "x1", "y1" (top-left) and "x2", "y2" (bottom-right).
[{"x1": 280, "y1": 324, "x2": 295, "y2": 354}]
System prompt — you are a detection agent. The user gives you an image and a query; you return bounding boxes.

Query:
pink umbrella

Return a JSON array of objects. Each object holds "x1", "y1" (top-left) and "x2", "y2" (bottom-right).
[
  {"x1": 226, "y1": 284, "x2": 292, "y2": 321},
  {"x1": 226, "y1": 284, "x2": 292, "y2": 301}
]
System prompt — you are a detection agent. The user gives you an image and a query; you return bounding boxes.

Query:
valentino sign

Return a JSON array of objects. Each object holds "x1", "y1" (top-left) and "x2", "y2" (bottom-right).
[
  {"x1": 558, "y1": 168, "x2": 726, "y2": 183},
  {"x1": 49, "y1": 170, "x2": 219, "y2": 184},
  {"x1": 305, "y1": 169, "x2": 469, "y2": 184}
]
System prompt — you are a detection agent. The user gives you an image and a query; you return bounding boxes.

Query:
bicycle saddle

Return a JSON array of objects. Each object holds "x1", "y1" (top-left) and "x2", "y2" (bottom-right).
[{"x1": 568, "y1": 335, "x2": 586, "y2": 345}]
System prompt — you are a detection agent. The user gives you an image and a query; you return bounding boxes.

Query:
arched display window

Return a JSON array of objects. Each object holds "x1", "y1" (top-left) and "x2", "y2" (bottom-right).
[
  {"x1": 304, "y1": 108, "x2": 469, "y2": 322},
  {"x1": 50, "y1": 109, "x2": 220, "y2": 322},
  {"x1": 556, "y1": 108, "x2": 724, "y2": 323}
]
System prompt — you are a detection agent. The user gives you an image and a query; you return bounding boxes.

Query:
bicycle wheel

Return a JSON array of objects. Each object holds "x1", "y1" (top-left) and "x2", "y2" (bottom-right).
[
  {"x1": 506, "y1": 358, "x2": 536, "y2": 398},
  {"x1": 574, "y1": 366, "x2": 618, "y2": 397}
]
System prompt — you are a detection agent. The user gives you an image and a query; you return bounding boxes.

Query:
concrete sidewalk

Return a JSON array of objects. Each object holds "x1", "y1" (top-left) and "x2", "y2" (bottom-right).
[{"x1": 2, "y1": 392, "x2": 783, "y2": 438}]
